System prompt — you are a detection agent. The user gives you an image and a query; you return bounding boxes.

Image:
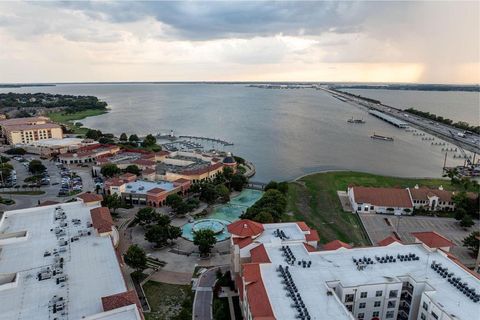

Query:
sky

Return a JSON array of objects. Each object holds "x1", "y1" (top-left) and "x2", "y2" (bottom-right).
[{"x1": 0, "y1": 1, "x2": 479, "y2": 84}]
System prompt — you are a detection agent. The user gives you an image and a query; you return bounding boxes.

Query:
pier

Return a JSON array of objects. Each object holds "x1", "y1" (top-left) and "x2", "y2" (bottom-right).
[{"x1": 179, "y1": 135, "x2": 234, "y2": 146}]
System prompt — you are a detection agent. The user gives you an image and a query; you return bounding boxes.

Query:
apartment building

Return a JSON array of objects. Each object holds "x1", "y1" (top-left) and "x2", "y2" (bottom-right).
[
  {"x1": 0, "y1": 116, "x2": 63, "y2": 144},
  {"x1": 230, "y1": 219, "x2": 479, "y2": 320}
]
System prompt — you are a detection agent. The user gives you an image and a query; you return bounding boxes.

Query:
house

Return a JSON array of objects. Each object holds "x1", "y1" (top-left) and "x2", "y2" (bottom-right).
[
  {"x1": 348, "y1": 186, "x2": 413, "y2": 215},
  {"x1": 409, "y1": 185, "x2": 456, "y2": 211}
]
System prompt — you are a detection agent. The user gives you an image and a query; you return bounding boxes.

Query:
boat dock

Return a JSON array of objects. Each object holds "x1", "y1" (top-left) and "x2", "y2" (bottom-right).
[
  {"x1": 179, "y1": 135, "x2": 234, "y2": 146},
  {"x1": 368, "y1": 110, "x2": 408, "y2": 128}
]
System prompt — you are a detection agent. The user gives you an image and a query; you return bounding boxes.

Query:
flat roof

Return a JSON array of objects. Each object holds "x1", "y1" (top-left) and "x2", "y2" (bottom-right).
[
  {"x1": 259, "y1": 240, "x2": 480, "y2": 320},
  {"x1": 124, "y1": 180, "x2": 175, "y2": 195},
  {"x1": 0, "y1": 202, "x2": 140, "y2": 320},
  {"x1": 25, "y1": 138, "x2": 88, "y2": 147}
]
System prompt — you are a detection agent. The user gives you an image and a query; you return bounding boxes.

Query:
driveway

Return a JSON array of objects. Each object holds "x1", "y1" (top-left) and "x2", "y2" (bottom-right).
[{"x1": 193, "y1": 266, "x2": 229, "y2": 320}]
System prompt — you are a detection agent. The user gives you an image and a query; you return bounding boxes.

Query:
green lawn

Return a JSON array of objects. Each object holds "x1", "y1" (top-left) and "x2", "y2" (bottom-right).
[
  {"x1": 48, "y1": 109, "x2": 108, "y2": 135},
  {"x1": 143, "y1": 281, "x2": 193, "y2": 320},
  {"x1": 286, "y1": 171, "x2": 461, "y2": 246}
]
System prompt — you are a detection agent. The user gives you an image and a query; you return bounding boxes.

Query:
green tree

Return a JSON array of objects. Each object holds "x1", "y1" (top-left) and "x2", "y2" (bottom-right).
[
  {"x1": 124, "y1": 245, "x2": 147, "y2": 272},
  {"x1": 242, "y1": 189, "x2": 287, "y2": 222},
  {"x1": 454, "y1": 207, "x2": 467, "y2": 221},
  {"x1": 142, "y1": 134, "x2": 157, "y2": 147},
  {"x1": 223, "y1": 166, "x2": 234, "y2": 181},
  {"x1": 254, "y1": 211, "x2": 274, "y2": 223},
  {"x1": 215, "y1": 184, "x2": 230, "y2": 203},
  {"x1": 85, "y1": 129, "x2": 103, "y2": 140},
  {"x1": 231, "y1": 173, "x2": 247, "y2": 191},
  {"x1": 200, "y1": 183, "x2": 218, "y2": 204},
  {"x1": 0, "y1": 162, "x2": 13, "y2": 179},
  {"x1": 264, "y1": 181, "x2": 278, "y2": 192},
  {"x1": 119, "y1": 132, "x2": 128, "y2": 141},
  {"x1": 5, "y1": 147, "x2": 26, "y2": 155},
  {"x1": 463, "y1": 231, "x2": 480, "y2": 254},
  {"x1": 460, "y1": 214, "x2": 474, "y2": 228},
  {"x1": 145, "y1": 223, "x2": 182, "y2": 248},
  {"x1": 166, "y1": 193, "x2": 183, "y2": 207},
  {"x1": 28, "y1": 160, "x2": 46, "y2": 174},
  {"x1": 129, "y1": 134, "x2": 139, "y2": 142},
  {"x1": 101, "y1": 163, "x2": 120, "y2": 177},
  {"x1": 136, "y1": 207, "x2": 158, "y2": 226},
  {"x1": 193, "y1": 229, "x2": 217, "y2": 257},
  {"x1": 125, "y1": 164, "x2": 140, "y2": 176},
  {"x1": 103, "y1": 193, "x2": 123, "y2": 214}
]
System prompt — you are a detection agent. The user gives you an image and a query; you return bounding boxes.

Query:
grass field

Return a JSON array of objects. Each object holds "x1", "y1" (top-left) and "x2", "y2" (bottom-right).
[
  {"x1": 48, "y1": 109, "x2": 108, "y2": 134},
  {"x1": 143, "y1": 281, "x2": 193, "y2": 320},
  {"x1": 286, "y1": 171, "x2": 458, "y2": 246}
]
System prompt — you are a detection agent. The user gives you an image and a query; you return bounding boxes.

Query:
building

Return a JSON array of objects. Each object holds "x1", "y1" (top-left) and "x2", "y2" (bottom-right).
[
  {"x1": 0, "y1": 201, "x2": 143, "y2": 320},
  {"x1": 0, "y1": 116, "x2": 63, "y2": 144},
  {"x1": 104, "y1": 176, "x2": 191, "y2": 207},
  {"x1": 348, "y1": 186, "x2": 414, "y2": 215},
  {"x1": 230, "y1": 220, "x2": 480, "y2": 320},
  {"x1": 58, "y1": 144, "x2": 120, "y2": 164},
  {"x1": 22, "y1": 138, "x2": 98, "y2": 156},
  {"x1": 409, "y1": 185, "x2": 456, "y2": 211}
]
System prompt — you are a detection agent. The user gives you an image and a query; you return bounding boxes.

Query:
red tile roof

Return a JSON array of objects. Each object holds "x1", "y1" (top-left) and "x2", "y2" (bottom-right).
[
  {"x1": 77, "y1": 192, "x2": 103, "y2": 203},
  {"x1": 250, "y1": 244, "x2": 271, "y2": 263},
  {"x1": 120, "y1": 172, "x2": 137, "y2": 179},
  {"x1": 352, "y1": 186, "x2": 413, "y2": 208},
  {"x1": 106, "y1": 178, "x2": 125, "y2": 187},
  {"x1": 305, "y1": 229, "x2": 320, "y2": 242},
  {"x1": 412, "y1": 231, "x2": 455, "y2": 248},
  {"x1": 303, "y1": 243, "x2": 317, "y2": 252},
  {"x1": 37, "y1": 200, "x2": 60, "y2": 207},
  {"x1": 174, "y1": 178, "x2": 191, "y2": 184},
  {"x1": 235, "y1": 274, "x2": 244, "y2": 301},
  {"x1": 378, "y1": 235, "x2": 402, "y2": 246},
  {"x1": 227, "y1": 220, "x2": 264, "y2": 237},
  {"x1": 233, "y1": 237, "x2": 253, "y2": 249},
  {"x1": 322, "y1": 240, "x2": 352, "y2": 251},
  {"x1": 142, "y1": 168, "x2": 156, "y2": 175},
  {"x1": 101, "y1": 290, "x2": 142, "y2": 312},
  {"x1": 410, "y1": 187, "x2": 454, "y2": 202},
  {"x1": 146, "y1": 187, "x2": 166, "y2": 195},
  {"x1": 242, "y1": 264, "x2": 275, "y2": 319},
  {"x1": 133, "y1": 159, "x2": 156, "y2": 166},
  {"x1": 90, "y1": 207, "x2": 113, "y2": 233},
  {"x1": 180, "y1": 162, "x2": 223, "y2": 175},
  {"x1": 296, "y1": 221, "x2": 310, "y2": 231}
]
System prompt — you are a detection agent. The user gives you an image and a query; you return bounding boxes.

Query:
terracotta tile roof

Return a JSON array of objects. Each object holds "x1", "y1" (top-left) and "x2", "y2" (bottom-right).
[
  {"x1": 305, "y1": 229, "x2": 320, "y2": 242},
  {"x1": 120, "y1": 172, "x2": 137, "y2": 179},
  {"x1": 322, "y1": 240, "x2": 352, "y2": 251},
  {"x1": 142, "y1": 168, "x2": 156, "y2": 175},
  {"x1": 174, "y1": 178, "x2": 191, "y2": 184},
  {"x1": 101, "y1": 290, "x2": 142, "y2": 312},
  {"x1": 233, "y1": 237, "x2": 253, "y2": 249},
  {"x1": 180, "y1": 162, "x2": 223, "y2": 175},
  {"x1": 378, "y1": 235, "x2": 402, "y2": 246},
  {"x1": 0, "y1": 116, "x2": 48, "y2": 125},
  {"x1": 155, "y1": 150, "x2": 170, "y2": 156},
  {"x1": 37, "y1": 200, "x2": 60, "y2": 207},
  {"x1": 90, "y1": 207, "x2": 113, "y2": 233},
  {"x1": 410, "y1": 187, "x2": 454, "y2": 202},
  {"x1": 412, "y1": 231, "x2": 455, "y2": 248},
  {"x1": 146, "y1": 187, "x2": 166, "y2": 195},
  {"x1": 296, "y1": 221, "x2": 310, "y2": 231},
  {"x1": 303, "y1": 243, "x2": 317, "y2": 252},
  {"x1": 106, "y1": 178, "x2": 125, "y2": 187},
  {"x1": 77, "y1": 192, "x2": 103, "y2": 203},
  {"x1": 3, "y1": 123, "x2": 61, "y2": 131},
  {"x1": 227, "y1": 220, "x2": 264, "y2": 237},
  {"x1": 250, "y1": 244, "x2": 271, "y2": 263},
  {"x1": 242, "y1": 264, "x2": 275, "y2": 319},
  {"x1": 235, "y1": 274, "x2": 244, "y2": 301},
  {"x1": 133, "y1": 159, "x2": 156, "y2": 166},
  {"x1": 352, "y1": 186, "x2": 413, "y2": 208}
]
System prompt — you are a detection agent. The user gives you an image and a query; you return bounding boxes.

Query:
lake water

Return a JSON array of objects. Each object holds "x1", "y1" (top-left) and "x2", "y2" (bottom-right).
[
  {"x1": 343, "y1": 88, "x2": 479, "y2": 124},
  {"x1": 0, "y1": 83, "x2": 474, "y2": 181}
]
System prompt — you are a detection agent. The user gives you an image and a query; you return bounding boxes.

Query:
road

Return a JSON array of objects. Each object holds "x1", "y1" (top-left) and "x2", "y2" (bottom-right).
[
  {"x1": 193, "y1": 265, "x2": 229, "y2": 320},
  {"x1": 321, "y1": 87, "x2": 480, "y2": 154}
]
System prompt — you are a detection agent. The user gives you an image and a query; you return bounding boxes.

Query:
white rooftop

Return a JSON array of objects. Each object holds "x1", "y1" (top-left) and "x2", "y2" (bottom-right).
[
  {"x1": 22, "y1": 138, "x2": 92, "y2": 147},
  {"x1": 260, "y1": 241, "x2": 480, "y2": 320},
  {"x1": 0, "y1": 202, "x2": 140, "y2": 320},
  {"x1": 124, "y1": 180, "x2": 175, "y2": 194}
]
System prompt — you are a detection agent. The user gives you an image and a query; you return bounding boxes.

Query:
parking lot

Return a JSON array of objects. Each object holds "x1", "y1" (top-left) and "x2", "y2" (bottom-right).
[{"x1": 358, "y1": 213, "x2": 478, "y2": 267}]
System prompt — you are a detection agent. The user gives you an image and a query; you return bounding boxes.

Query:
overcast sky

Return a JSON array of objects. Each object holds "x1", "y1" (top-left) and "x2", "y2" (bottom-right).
[{"x1": 0, "y1": 1, "x2": 478, "y2": 84}]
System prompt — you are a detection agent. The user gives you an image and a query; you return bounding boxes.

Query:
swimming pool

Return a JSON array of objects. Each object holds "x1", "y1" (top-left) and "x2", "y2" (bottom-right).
[{"x1": 181, "y1": 188, "x2": 263, "y2": 241}]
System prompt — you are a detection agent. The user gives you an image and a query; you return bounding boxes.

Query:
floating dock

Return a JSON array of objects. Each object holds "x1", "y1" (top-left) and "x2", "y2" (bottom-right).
[
  {"x1": 371, "y1": 133, "x2": 394, "y2": 141},
  {"x1": 368, "y1": 110, "x2": 408, "y2": 128}
]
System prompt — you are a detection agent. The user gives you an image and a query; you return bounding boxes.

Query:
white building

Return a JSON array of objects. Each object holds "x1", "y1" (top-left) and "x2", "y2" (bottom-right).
[
  {"x1": 230, "y1": 220, "x2": 480, "y2": 320},
  {"x1": 348, "y1": 186, "x2": 414, "y2": 215},
  {"x1": 0, "y1": 201, "x2": 143, "y2": 320}
]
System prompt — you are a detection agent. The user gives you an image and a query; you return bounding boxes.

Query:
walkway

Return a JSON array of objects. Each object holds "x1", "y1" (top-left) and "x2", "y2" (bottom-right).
[{"x1": 192, "y1": 266, "x2": 229, "y2": 320}]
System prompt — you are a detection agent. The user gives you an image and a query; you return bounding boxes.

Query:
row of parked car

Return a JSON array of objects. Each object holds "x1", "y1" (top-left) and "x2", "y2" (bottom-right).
[{"x1": 57, "y1": 164, "x2": 83, "y2": 197}]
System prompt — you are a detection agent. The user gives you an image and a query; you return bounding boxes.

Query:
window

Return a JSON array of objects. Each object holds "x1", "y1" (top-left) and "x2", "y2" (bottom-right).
[
  {"x1": 386, "y1": 311, "x2": 394, "y2": 319},
  {"x1": 422, "y1": 302, "x2": 428, "y2": 311},
  {"x1": 389, "y1": 290, "x2": 398, "y2": 298},
  {"x1": 360, "y1": 292, "x2": 367, "y2": 298},
  {"x1": 345, "y1": 294, "x2": 354, "y2": 303},
  {"x1": 357, "y1": 313, "x2": 364, "y2": 320},
  {"x1": 375, "y1": 290, "x2": 382, "y2": 297},
  {"x1": 374, "y1": 301, "x2": 381, "y2": 307},
  {"x1": 359, "y1": 303, "x2": 366, "y2": 309},
  {"x1": 387, "y1": 300, "x2": 396, "y2": 308},
  {"x1": 364, "y1": 207, "x2": 368, "y2": 211},
  {"x1": 420, "y1": 313, "x2": 426, "y2": 320},
  {"x1": 372, "y1": 311, "x2": 380, "y2": 317},
  {"x1": 357, "y1": 206, "x2": 362, "y2": 211},
  {"x1": 431, "y1": 311, "x2": 438, "y2": 319},
  {"x1": 370, "y1": 206, "x2": 374, "y2": 210},
  {"x1": 346, "y1": 305, "x2": 353, "y2": 312}
]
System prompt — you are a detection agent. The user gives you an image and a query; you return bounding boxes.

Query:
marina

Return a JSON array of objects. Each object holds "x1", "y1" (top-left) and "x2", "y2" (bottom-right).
[{"x1": 179, "y1": 135, "x2": 234, "y2": 146}]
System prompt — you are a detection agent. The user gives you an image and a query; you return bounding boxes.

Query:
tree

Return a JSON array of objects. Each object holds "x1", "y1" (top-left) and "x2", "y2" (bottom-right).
[
  {"x1": 142, "y1": 134, "x2": 157, "y2": 147},
  {"x1": 223, "y1": 166, "x2": 234, "y2": 181},
  {"x1": 124, "y1": 245, "x2": 147, "y2": 272},
  {"x1": 85, "y1": 129, "x2": 103, "y2": 140},
  {"x1": 242, "y1": 189, "x2": 287, "y2": 222},
  {"x1": 264, "y1": 181, "x2": 278, "y2": 192},
  {"x1": 254, "y1": 211, "x2": 274, "y2": 223},
  {"x1": 0, "y1": 162, "x2": 13, "y2": 178},
  {"x1": 5, "y1": 147, "x2": 26, "y2": 155},
  {"x1": 193, "y1": 229, "x2": 217, "y2": 257},
  {"x1": 136, "y1": 207, "x2": 158, "y2": 226},
  {"x1": 145, "y1": 223, "x2": 182, "y2": 248},
  {"x1": 215, "y1": 184, "x2": 230, "y2": 203},
  {"x1": 265, "y1": 180, "x2": 288, "y2": 194},
  {"x1": 119, "y1": 132, "x2": 128, "y2": 141},
  {"x1": 129, "y1": 134, "x2": 139, "y2": 143},
  {"x1": 28, "y1": 160, "x2": 46, "y2": 174},
  {"x1": 455, "y1": 208, "x2": 467, "y2": 221},
  {"x1": 125, "y1": 165, "x2": 140, "y2": 176},
  {"x1": 200, "y1": 183, "x2": 218, "y2": 204},
  {"x1": 463, "y1": 231, "x2": 480, "y2": 254},
  {"x1": 98, "y1": 137, "x2": 114, "y2": 144},
  {"x1": 166, "y1": 193, "x2": 183, "y2": 207},
  {"x1": 103, "y1": 193, "x2": 123, "y2": 214},
  {"x1": 231, "y1": 173, "x2": 247, "y2": 191},
  {"x1": 101, "y1": 164, "x2": 120, "y2": 177},
  {"x1": 460, "y1": 215, "x2": 474, "y2": 228}
]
